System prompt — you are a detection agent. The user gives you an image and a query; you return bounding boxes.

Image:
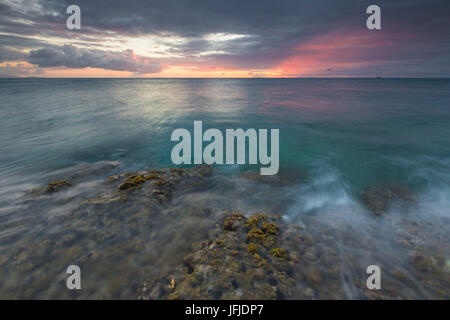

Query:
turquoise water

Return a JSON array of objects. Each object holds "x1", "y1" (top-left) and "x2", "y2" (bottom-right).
[
  {"x1": 0, "y1": 78, "x2": 449, "y2": 298},
  {"x1": 1, "y1": 78, "x2": 449, "y2": 200}
]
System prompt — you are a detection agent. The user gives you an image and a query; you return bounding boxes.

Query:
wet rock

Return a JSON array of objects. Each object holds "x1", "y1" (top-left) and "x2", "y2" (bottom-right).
[
  {"x1": 246, "y1": 227, "x2": 266, "y2": 243},
  {"x1": 262, "y1": 222, "x2": 279, "y2": 235},
  {"x1": 139, "y1": 277, "x2": 173, "y2": 300},
  {"x1": 245, "y1": 213, "x2": 266, "y2": 229},
  {"x1": 188, "y1": 165, "x2": 213, "y2": 178},
  {"x1": 244, "y1": 214, "x2": 279, "y2": 248},
  {"x1": 222, "y1": 212, "x2": 247, "y2": 232},
  {"x1": 103, "y1": 166, "x2": 212, "y2": 203},
  {"x1": 29, "y1": 161, "x2": 121, "y2": 197},
  {"x1": 223, "y1": 217, "x2": 238, "y2": 231},
  {"x1": 15, "y1": 162, "x2": 449, "y2": 300},
  {"x1": 364, "y1": 290, "x2": 387, "y2": 300},
  {"x1": 118, "y1": 175, "x2": 146, "y2": 191},
  {"x1": 247, "y1": 243, "x2": 258, "y2": 254},
  {"x1": 270, "y1": 248, "x2": 288, "y2": 260},
  {"x1": 170, "y1": 168, "x2": 185, "y2": 175},
  {"x1": 409, "y1": 252, "x2": 438, "y2": 272},
  {"x1": 45, "y1": 180, "x2": 72, "y2": 193},
  {"x1": 305, "y1": 268, "x2": 322, "y2": 286},
  {"x1": 139, "y1": 212, "x2": 294, "y2": 300},
  {"x1": 240, "y1": 172, "x2": 285, "y2": 185},
  {"x1": 361, "y1": 185, "x2": 415, "y2": 215},
  {"x1": 144, "y1": 174, "x2": 161, "y2": 180},
  {"x1": 240, "y1": 170, "x2": 304, "y2": 186}
]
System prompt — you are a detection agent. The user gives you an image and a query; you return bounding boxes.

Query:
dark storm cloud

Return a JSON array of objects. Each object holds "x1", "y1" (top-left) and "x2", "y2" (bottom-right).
[
  {"x1": 28, "y1": 45, "x2": 163, "y2": 73},
  {"x1": 32, "y1": 1, "x2": 449, "y2": 41},
  {"x1": 0, "y1": 0, "x2": 449, "y2": 75},
  {"x1": 0, "y1": 34, "x2": 45, "y2": 48},
  {"x1": 0, "y1": 34, "x2": 45, "y2": 62},
  {"x1": 0, "y1": 46, "x2": 27, "y2": 62}
]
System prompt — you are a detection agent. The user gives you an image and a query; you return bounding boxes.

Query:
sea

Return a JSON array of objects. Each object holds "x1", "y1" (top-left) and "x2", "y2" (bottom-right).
[{"x1": 0, "y1": 78, "x2": 449, "y2": 298}]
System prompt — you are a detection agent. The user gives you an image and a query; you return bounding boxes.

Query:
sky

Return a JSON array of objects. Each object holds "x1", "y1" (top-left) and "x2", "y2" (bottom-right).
[{"x1": 0, "y1": 0, "x2": 449, "y2": 78}]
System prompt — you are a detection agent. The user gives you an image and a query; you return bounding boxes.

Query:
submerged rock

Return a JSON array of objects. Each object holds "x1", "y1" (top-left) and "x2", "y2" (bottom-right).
[
  {"x1": 360, "y1": 185, "x2": 415, "y2": 215},
  {"x1": 14, "y1": 163, "x2": 449, "y2": 300},
  {"x1": 240, "y1": 170, "x2": 304, "y2": 185},
  {"x1": 118, "y1": 175, "x2": 146, "y2": 191},
  {"x1": 188, "y1": 165, "x2": 213, "y2": 178},
  {"x1": 269, "y1": 248, "x2": 288, "y2": 260},
  {"x1": 139, "y1": 212, "x2": 296, "y2": 300},
  {"x1": 87, "y1": 165, "x2": 213, "y2": 203},
  {"x1": 30, "y1": 180, "x2": 72, "y2": 195},
  {"x1": 409, "y1": 252, "x2": 439, "y2": 273},
  {"x1": 262, "y1": 222, "x2": 279, "y2": 235},
  {"x1": 46, "y1": 180, "x2": 72, "y2": 193}
]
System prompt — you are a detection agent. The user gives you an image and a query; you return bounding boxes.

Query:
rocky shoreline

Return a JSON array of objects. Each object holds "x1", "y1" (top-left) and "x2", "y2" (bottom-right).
[{"x1": 0, "y1": 164, "x2": 448, "y2": 299}]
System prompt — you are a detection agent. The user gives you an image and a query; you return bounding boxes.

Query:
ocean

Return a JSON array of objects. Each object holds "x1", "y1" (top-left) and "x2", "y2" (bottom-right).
[{"x1": 0, "y1": 78, "x2": 449, "y2": 299}]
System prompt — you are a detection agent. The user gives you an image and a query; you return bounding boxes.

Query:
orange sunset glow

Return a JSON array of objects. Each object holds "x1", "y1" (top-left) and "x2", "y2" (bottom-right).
[{"x1": 0, "y1": 1, "x2": 448, "y2": 78}]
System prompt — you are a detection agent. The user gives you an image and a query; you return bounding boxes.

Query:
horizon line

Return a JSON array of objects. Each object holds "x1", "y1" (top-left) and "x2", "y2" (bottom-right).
[{"x1": 1, "y1": 77, "x2": 450, "y2": 80}]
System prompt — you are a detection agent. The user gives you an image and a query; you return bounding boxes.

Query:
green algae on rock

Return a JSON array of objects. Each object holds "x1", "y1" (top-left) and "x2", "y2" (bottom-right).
[
  {"x1": 139, "y1": 212, "x2": 296, "y2": 300},
  {"x1": 245, "y1": 213, "x2": 266, "y2": 228},
  {"x1": 262, "y1": 222, "x2": 279, "y2": 235},
  {"x1": 223, "y1": 212, "x2": 247, "y2": 231},
  {"x1": 245, "y1": 214, "x2": 279, "y2": 248},
  {"x1": 118, "y1": 175, "x2": 146, "y2": 191},
  {"x1": 269, "y1": 248, "x2": 288, "y2": 260},
  {"x1": 144, "y1": 174, "x2": 161, "y2": 180},
  {"x1": 246, "y1": 227, "x2": 267, "y2": 244},
  {"x1": 247, "y1": 243, "x2": 258, "y2": 254}
]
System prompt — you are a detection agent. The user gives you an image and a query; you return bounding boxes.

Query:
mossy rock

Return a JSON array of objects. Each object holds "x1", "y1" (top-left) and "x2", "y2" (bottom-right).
[
  {"x1": 144, "y1": 174, "x2": 161, "y2": 180},
  {"x1": 46, "y1": 180, "x2": 72, "y2": 193},
  {"x1": 245, "y1": 213, "x2": 267, "y2": 229},
  {"x1": 247, "y1": 243, "x2": 258, "y2": 254},
  {"x1": 247, "y1": 227, "x2": 267, "y2": 243},
  {"x1": 361, "y1": 185, "x2": 415, "y2": 215},
  {"x1": 270, "y1": 248, "x2": 288, "y2": 260},
  {"x1": 148, "y1": 169, "x2": 166, "y2": 174},
  {"x1": 253, "y1": 253, "x2": 262, "y2": 261},
  {"x1": 223, "y1": 213, "x2": 246, "y2": 231},
  {"x1": 139, "y1": 211, "x2": 297, "y2": 300},
  {"x1": 262, "y1": 222, "x2": 279, "y2": 235},
  {"x1": 152, "y1": 180, "x2": 167, "y2": 187},
  {"x1": 409, "y1": 253, "x2": 438, "y2": 272},
  {"x1": 231, "y1": 211, "x2": 245, "y2": 219},
  {"x1": 118, "y1": 175, "x2": 146, "y2": 190},
  {"x1": 223, "y1": 217, "x2": 237, "y2": 231}
]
